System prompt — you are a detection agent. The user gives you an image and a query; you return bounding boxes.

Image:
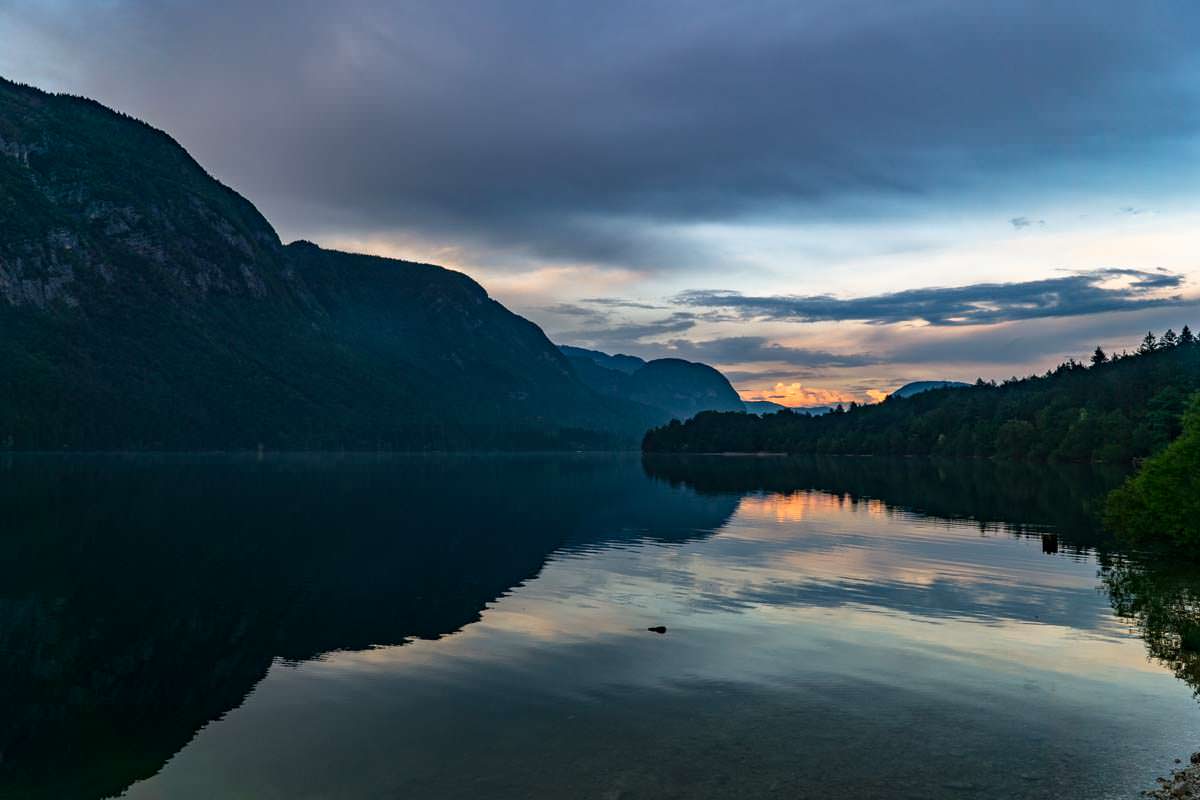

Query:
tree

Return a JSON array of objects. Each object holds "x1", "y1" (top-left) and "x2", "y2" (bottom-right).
[
  {"x1": 1182, "y1": 325, "x2": 1196, "y2": 345},
  {"x1": 1091, "y1": 346, "x2": 1108, "y2": 366},
  {"x1": 994, "y1": 419, "x2": 1038, "y2": 460},
  {"x1": 1105, "y1": 392, "x2": 1200, "y2": 546},
  {"x1": 1162, "y1": 328, "x2": 1180, "y2": 348},
  {"x1": 1139, "y1": 331, "x2": 1159, "y2": 354}
]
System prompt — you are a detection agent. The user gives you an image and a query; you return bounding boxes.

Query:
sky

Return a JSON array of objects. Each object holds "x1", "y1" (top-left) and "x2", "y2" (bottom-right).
[{"x1": 3, "y1": 0, "x2": 1199, "y2": 406}]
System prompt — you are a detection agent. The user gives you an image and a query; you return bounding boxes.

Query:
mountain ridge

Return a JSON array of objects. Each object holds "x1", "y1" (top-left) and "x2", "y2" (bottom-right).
[
  {"x1": 558, "y1": 345, "x2": 745, "y2": 422},
  {"x1": 891, "y1": 380, "x2": 970, "y2": 399},
  {"x1": 0, "y1": 76, "x2": 655, "y2": 449}
]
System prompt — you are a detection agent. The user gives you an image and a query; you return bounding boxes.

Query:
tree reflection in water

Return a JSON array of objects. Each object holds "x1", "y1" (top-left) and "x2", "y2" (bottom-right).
[
  {"x1": 1104, "y1": 555, "x2": 1200, "y2": 697},
  {"x1": 646, "y1": 454, "x2": 1200, "y2": 703}
]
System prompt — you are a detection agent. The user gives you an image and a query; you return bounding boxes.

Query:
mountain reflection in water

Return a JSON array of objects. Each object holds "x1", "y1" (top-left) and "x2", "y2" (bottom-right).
[{"x1": 1, "y1": 453, "x2": 1198, "y2": 800}]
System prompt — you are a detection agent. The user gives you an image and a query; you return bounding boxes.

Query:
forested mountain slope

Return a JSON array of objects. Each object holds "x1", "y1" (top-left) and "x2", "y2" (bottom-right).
[
  {"x1": 559, "y1": 346, "x2": 745, "y2": 422},
  {"x1": 0, "y1": 77, "x2": 648, "y2": 449}
]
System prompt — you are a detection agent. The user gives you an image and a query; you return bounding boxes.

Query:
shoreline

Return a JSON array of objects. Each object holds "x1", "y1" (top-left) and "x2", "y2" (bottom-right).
[{"x1": 1146, "y1": 753, "x2": 1200, "y2": 798}]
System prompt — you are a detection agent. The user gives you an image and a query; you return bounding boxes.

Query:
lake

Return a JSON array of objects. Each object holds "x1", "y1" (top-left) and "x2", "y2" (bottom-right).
[{"x1": 2, "y1": 453, "x2": 1198, "y2": 799}]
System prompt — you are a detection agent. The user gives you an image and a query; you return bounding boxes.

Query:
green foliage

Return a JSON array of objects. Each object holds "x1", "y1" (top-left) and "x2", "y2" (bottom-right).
[
  {"x1": 644, "y1": 334, "x2": 1200, "y2": 462},
  {"x1": 1104, "y1": 392, "x2": 1200, "y2": 546}
]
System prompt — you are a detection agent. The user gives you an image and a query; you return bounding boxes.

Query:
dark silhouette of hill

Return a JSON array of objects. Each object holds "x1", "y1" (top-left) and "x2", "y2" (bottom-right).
[
  {"x1": 743, "y1": 400, "x2": 787, "y2": 415},
  {"x1": 560, "y1": 346, "x2": 745, "y2": 422},
  {"x1": 558, "y1": 345, "x2": 644, "y2": 374},
  {"x1": 0, "y1": 77, "x2": 652, "y2": 450},
  {"x1": 891, "y1": 380, "x2": 970, "y2": 398}
]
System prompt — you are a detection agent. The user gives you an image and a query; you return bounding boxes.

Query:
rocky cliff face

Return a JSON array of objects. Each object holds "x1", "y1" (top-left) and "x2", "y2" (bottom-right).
[
  {"x1": 0, "y1": 82, "x2": 286, "y2": 310},
  {"x1": 0, "y1": 78, "x2": 643, "y2": 449}
]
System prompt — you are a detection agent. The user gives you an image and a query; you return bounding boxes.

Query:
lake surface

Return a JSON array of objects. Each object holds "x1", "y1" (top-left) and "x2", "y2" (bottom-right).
[{"x1": 3, "y1": 453, "x2": 1199, "y2": 799}]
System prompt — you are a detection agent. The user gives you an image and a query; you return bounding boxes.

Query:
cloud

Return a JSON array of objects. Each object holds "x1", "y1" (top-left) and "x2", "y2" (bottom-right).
[
  {"x1": 659, "y1": 336, "x2": 879, "y2": 368},
  {"x1": 7, "y1": 1, "x2": 1200, "y2": 398},
  {"x1": 555, "y1": 311, "x2": 700, "y2": 350},
  {"x1": 580, "y1": 298, "x2": 669, "y2": 311},
  {"x1": 675, "y1": 268, "x2": 1188, "y2": 327},
  {"x1": 745, "y1": 382, "x2": 857, "y2": 407},
  {"x1": 724, "y1": 368, "x2": 833, "y2": 383},
  {"x1": 5, "y1": 1, "x2": 1200, "y2": 271},
  {"x1": 871, "y1": 301, "x2": 1200, "y2": 367},
  {"x1": 540, "y1": 302, "x2": 609, "y2": 321}
]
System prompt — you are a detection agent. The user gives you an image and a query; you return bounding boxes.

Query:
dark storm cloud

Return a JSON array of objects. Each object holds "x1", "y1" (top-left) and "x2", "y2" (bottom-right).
[
  {"x1": 9, "y1": 0, "x2": 1200, "y2": 268},
  {"x1": 675, "y1": 269, "x2": 1187, "y2": 326}
]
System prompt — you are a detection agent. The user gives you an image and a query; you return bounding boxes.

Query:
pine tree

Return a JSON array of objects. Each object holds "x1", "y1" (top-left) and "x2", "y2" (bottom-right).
[
  {"x1": 1139, "y1": 331, "x2": 1159, "y2": 354},
  {"x1": 1162, "y1": 328, "x2": 1179, "y2": 348},
  {"x1": 1182, "y1": 325, "x2": 1196, "y2": 345},
  {"x1": 1091, "y1": 346, "x2": 1108, "y2": 366}
]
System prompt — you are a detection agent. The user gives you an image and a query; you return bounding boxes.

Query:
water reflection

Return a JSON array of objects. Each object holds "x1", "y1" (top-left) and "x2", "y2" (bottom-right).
[
  {"x1": 1, "y1": 454, "x2": 1199, "y2": 799},
  {"x1": 648, "y1": 454, "x2": 1200, "y2": 701},
  {"x1": 642, "y1": 454, "x2": 1129, "y2": 552},
  {"x1": 1104, "y1": 556, "x2": 1200, "y2": 698},
  {"x1": 0, "y1": 454, "x2": 737, "y2": 800}
]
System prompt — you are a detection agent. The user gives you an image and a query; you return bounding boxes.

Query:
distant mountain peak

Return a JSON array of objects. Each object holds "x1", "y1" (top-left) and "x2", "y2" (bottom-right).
[
  {"x1": 558, "y1": 345, "x2": 743, "y2": 422},
  {"x1": 891, "y1": 380, "x2": 970, "y2": 399}
]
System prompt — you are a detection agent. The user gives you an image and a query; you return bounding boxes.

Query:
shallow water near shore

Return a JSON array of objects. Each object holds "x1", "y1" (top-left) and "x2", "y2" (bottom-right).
[{"x1": 2, "y1": 453, "x2": 1198, "y2": 799}]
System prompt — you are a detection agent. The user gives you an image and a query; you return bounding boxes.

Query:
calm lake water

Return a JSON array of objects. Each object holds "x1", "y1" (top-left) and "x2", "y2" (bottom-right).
[{"x1": 3, "y1": 453, "x2": 1199, "y2": 799}]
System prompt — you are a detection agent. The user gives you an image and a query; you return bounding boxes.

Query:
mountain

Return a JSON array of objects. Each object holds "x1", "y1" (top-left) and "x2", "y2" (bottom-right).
[
  {"x1": 559, "y1": 346, "x2": 745, "y2": 422},
  {"x1": 559, "y1": 345, "x2": 644, "y2": 374},
  {"x1": 742, "y1": 400, "x2": 832, "y2": 416},
  {"x1": 644, "y1": 336, "x2": 1200, "y2": 461},
  {"x1": 0, "y1": 77, "x2": 649, "y2": 449},
  {"x1": 627, "y1": 358, "x2": 746, "y2": 419},
  {"x1": 891, "y1": 380, "x2": 970, "y2": 399},
  {"x1": 743, "y1": 400, "x2": 787, "y2": 415}
]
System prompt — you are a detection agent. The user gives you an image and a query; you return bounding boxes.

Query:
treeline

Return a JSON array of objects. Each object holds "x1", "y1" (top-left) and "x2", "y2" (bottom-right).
[{"x1": 643, "y1": 327, "x2": 1200, "y2": 463}]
